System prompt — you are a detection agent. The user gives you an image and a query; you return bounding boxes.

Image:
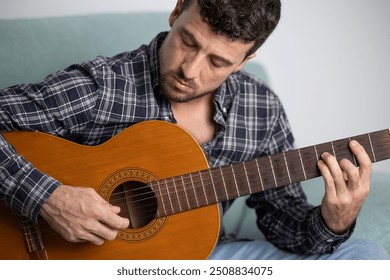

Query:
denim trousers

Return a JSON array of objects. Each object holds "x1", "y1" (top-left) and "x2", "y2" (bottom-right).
[{"x1": 208, "y1": 239, "x2": 389, "y2": 260}]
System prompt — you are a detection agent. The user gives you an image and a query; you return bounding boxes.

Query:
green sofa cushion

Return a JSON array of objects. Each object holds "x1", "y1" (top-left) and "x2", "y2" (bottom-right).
[{"x1": 0, "y1": 13, "x2": 169, "y2": 89}]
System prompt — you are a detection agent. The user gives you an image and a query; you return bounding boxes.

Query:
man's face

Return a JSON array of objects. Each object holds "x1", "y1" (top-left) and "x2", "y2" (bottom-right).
[{"x1": 159, "y1": 1, "x2": 255, "y2": 103}]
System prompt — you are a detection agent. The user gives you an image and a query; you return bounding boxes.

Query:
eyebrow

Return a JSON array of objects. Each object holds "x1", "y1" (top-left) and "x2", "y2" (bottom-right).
[{"x1": 181, "y1": 28, "x2": 234, "y2": 67}]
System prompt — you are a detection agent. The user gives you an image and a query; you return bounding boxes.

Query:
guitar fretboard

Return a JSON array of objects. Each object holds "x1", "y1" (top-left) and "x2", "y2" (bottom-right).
[{"x1": 151, "y1": 129, "x2": 390, "y2": 218}]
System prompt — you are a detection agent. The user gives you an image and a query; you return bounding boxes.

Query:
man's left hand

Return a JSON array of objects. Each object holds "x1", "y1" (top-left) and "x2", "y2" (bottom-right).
[{"x1": 318, "y1": 140, "x2": 372, "y2": 234}]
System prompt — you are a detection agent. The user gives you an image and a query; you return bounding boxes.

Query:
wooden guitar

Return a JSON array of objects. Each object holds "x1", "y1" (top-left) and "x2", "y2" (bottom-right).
[{"x1": 0, "y1": 120, "x2": 389, "y2": 260}]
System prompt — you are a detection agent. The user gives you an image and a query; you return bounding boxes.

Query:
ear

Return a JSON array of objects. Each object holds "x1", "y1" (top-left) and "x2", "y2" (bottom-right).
[
  {"x1": 233, "y1": 53, "x2": 257, "y2": 72},
  {"x1": 169, "y1": 0, "x2": 184, "y2": 27}
]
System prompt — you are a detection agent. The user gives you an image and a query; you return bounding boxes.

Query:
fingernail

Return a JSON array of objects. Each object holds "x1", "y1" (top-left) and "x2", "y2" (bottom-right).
[{"x1": 350, "y1": 140, "x2": 358, "y2": 147}]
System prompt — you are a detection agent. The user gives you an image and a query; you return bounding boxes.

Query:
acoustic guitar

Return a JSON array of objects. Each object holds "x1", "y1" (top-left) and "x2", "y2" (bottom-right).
[{"x1": 0, "y1": 120, "x2": 389, "y2": 259}]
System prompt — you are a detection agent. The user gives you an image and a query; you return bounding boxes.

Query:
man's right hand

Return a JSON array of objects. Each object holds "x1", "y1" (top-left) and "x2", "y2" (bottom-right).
[{"x1": 39, "y1": 185, "x2": 130, "y2": 245}]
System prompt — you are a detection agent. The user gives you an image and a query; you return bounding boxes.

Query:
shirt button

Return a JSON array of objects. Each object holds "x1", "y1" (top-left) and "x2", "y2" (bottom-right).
[
  {"x1": 222, "y1": 107, "x2": 227, "y2": 114},
  {"x1": 326, "y1": 239, "x2": 334, "y2": 243}
]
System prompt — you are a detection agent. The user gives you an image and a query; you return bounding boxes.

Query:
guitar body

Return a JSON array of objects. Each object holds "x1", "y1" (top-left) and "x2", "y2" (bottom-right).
[{"x1": 0, "y1": 121, "x2": 220, "y2": 260}]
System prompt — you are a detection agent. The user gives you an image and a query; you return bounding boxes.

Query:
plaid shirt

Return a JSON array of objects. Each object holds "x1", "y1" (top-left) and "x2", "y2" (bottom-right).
[{"x1": 0, "y1": 32, "x2": 352, "y2": 254}]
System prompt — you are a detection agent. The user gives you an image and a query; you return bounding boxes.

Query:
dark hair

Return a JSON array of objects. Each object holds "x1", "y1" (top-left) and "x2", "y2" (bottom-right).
[{"x1": 181, "y1": 0, "x2": 281, "y2": 56}]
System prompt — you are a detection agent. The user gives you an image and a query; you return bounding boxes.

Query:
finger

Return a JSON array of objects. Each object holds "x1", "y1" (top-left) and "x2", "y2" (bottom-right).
[
  {"x1": 79, "y1": 232, "x2": 106, "y2": 246},
  {"x1": 110, "y1": 205, "x2": 122, "y2": 214},
  {"x1": 317, "y1": 158, "x2": 337, "y2": 199},
  {"x1": 62, "y1": 227, "x2": 105, "y2": 245},
  {"x1": 349, "y1": 140, "x2": 372, "y2": 181},
  {"x1": 91, "y1": 192, "x2": 129, "y2": 224},
  {"x1": 320, "y1": 152, "x2": 347, "y2": 193},
  {"x1": 77, "y1": 218, "x2": 120, "y2": 244},
  {"x1": 338, "y1": 158, "x2": 359, "y2": 189},
  {"x1": 90, "y1": 222, "x2": 120, "y2": 242},
  {"x1": 100, "y1": 208, "x2": 130, "y2": 230}
]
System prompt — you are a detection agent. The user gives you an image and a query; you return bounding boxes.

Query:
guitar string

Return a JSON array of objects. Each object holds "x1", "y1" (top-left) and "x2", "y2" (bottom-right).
[
  {"x1": 22, "y1": 130, "x2": 390, "y2": 233},
  {"x1": 107, "y1": 137, "x2": 390, "y2": 208},
  {"x1": 19, "y1": 135, "x2": 390, "y2": 228},
  {"x1": 20, "y1": 144, "x2": 390, "y2": 246},
  {"x1": 111, "y1": 130, "x2": 389, "y2": 194},
  {"x1": 18, "y1": 133, "x2": 390, "y2": 246},
  {"x1": 30, "y1": 136, "x2": 385, "y2": 228}
]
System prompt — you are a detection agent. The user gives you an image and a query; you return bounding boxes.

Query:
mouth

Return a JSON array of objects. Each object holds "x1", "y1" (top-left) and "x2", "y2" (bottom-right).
[{"x1": 172, "y1": 75, "x2": 194, "y2": 91}]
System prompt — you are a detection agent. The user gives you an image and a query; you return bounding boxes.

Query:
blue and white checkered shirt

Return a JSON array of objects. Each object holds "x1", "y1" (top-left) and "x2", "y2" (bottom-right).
[{"x1": 0, "y1": 32, "x2": 353, "y2": 254}]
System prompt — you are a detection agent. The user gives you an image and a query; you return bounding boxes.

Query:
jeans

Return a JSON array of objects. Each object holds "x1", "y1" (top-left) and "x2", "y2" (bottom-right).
[{"x1": 208, "y1": 239, "x2": 389, "y2": 260}]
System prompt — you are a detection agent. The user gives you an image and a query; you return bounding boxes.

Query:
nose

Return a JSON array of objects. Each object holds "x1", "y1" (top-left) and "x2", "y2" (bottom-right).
[{"x1": 180, "y1": 52, "x2": 203, "y2": 80}]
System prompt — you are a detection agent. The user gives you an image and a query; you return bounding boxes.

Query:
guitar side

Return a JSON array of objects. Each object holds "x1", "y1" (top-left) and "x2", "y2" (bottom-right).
[{"x1": 0, "y1": 121, "x2": 221, "y2": 260}]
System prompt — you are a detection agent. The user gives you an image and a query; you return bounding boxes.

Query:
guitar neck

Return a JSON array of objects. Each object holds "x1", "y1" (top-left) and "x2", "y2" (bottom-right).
[{"x1": 152, "y1": 129, "x2": 390, "y2": 218}]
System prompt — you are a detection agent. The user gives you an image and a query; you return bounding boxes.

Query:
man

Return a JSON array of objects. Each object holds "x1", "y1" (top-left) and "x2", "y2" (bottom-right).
[{"x1": 0, "y1": 0, "x2": 387, "y2": 259}]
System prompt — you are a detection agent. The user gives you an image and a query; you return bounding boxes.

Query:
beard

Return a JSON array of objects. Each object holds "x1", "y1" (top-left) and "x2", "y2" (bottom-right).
[{"x1": 159, "y1": 70, "x2": 213, "y2": 103}]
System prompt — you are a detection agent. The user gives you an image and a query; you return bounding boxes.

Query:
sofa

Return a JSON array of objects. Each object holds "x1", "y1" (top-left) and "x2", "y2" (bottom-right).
[{"x1": 1, "y1": 13, "x2": 389, "y2": 256}]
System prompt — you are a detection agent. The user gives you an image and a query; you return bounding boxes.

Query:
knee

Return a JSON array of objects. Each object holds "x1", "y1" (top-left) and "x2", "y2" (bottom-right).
[{"x1": 335, "y1": 239, "x2": 389, "y2": 260}]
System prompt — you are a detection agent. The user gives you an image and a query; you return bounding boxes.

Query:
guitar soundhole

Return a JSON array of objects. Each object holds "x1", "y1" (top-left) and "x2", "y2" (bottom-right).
[{"x1": 109, "y1": 181, "x2": 157, "y2": 229}]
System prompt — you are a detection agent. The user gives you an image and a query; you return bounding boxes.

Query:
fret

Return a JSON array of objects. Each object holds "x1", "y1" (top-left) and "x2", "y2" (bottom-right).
[
  {"x1": 183, "y1": 172, "x2": 208, "y2": 209},
  {"x1": 198, "y1": 169, "x2": 219, "y2": 204},
  {"x1": 331, "y1": 141, "x2": 336, "y2": 159},
  {"x1": 369, "y1": 129, "x2": 390, "y2": 162},
  {"x1": 198, "y1": 171, "x2": 210, "y2": 205},
  {"x1": 268, "y1": 156, "x2": 278, "y2": 186},
  {"x1": 315, "y1": 141, "x2": 333, "y2": 158},
  {"x1": 180, "y1": 175, "x2": 193, "y2": 211},
  {"x1": 213, "y1": 167, "x2": 234, "y2": 201},
  {"x1": 172, "y1": 177, "x2": 183, "y2": 212},
  {"x1": 297, "y1": 149, "x2": 307, "y2": 180},
  {"x1": 189, "y1": 173, "x2": 200, "y2": 208},
  {"x1": 273, "y1": 153, "x2": 294, "y2": 186},
  {"x1": 299, "y1": 146, "x2": 321, "y2": 179},
  {"x1": 333, "y1": 138, "x2": 355, "y2": 163},
  {"x1": 255, "y1": 156, "x2": 276, "y2": 190},
  {"x1": 163, "y1": 178, "x2": 176, "y2": 215},
  {"x1": 242, "y1": 162, "x2": 252, "y2": 195},
  {"x1": 230, "y1": 165, "x2": 240, "y2": 197},
  {"x1": 223, "y1": 162, "x2": 244, "y2": 197},
  {"x1": 348, "y1": 137, "x2": 358, "y2": 166},
  {"x1": 367, "y1": 133, "x2": 377, "y2": 162},
  {"x1": 153, "y1": 180, "x2": 168, "y2": 216},
  {"x1": 350, "y1": 133, "x2": 372, "y2": 162},
  {"x1": 255, "y1": 158, "x2": 265, "y2": 192},
  {"x1": 219, "y1": 167, "x2": 230, "y2": 200},
  {"x1": 314, "y1": 145, "x2": 320, "y2": 162},
  {"x1": 218, "y1": 164, "x2": 239, "y2": 200},
  {"x1": 209, "y1": 169, "x2": 219, "y2": 202},
  {"x1": 282, "y1": 152, "x2": 292, "y2": 184},
  {"x1": 283, "y1": 150, "x2": 306, "y2": 183},
  {"x1": 245, "y1": 160, "x2": 264, "y2": 194}
]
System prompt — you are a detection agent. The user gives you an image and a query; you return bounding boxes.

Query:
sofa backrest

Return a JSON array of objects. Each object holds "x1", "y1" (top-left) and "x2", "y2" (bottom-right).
[
  {"x1": 0, "y1": 12, "x2": 269, "y2": 90},
  {"x1": 0, "y1": 13, "x2": 170, "y2": 88}
]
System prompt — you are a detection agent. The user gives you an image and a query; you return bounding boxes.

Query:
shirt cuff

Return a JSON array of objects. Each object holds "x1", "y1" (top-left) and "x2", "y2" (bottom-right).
[
  {"x1": 309, "y1": 207, "x2": 355, "y2": 253},
  {"x1": 8, "y1": 163, "x2": 61, "y2": 222}
]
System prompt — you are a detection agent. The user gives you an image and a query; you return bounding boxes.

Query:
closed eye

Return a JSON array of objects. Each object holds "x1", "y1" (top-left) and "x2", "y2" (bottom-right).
[{"x1": 181, "y1": 31, "x2": 197, "y2": 48}]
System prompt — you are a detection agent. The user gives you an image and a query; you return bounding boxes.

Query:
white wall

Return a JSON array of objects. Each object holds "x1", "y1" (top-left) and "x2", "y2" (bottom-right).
[
  {"x1": 1, "y1": 0, "x2": 389, "y2": 173},
  {"x1": 0, "y1": 0, "x2": 178, "y2": 18}
]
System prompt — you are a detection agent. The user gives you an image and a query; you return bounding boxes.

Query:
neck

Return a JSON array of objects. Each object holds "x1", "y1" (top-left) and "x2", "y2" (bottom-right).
[{"x1": 171, "y1": 93, "x2": 216, "y2": 144}]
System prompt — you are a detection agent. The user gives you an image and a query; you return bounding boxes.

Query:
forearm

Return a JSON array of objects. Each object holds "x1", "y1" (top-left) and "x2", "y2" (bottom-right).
[{"x1": 0, "y1": 133, "x2": 61, "y2": 221}]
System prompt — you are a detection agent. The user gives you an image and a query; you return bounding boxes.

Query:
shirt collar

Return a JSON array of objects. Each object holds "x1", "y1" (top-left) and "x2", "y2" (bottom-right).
[
  {"x1": 148, "y1": 32, "x2": 168, "y2": 93},
  {"x1": 213, "y1": 74, "x2": 239, "y2": 126}
]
